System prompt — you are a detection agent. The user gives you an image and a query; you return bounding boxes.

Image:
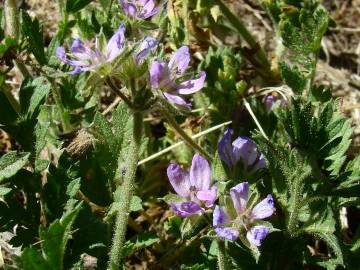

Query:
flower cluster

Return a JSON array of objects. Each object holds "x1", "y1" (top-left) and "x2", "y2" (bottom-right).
[
  {"x1": 213, "y1": 182, "x2": 274, "y2": 246},
  {"x1": 150, "y1": 46, "x2": 206, "y2": 108},
  {"x1": 57, "y1": 13, "x2": 205, "y2": 109},
  {"x1": 118, "y1": 0, "x2": 163, "y2": 20},
  {"x1": 218, "y1": 128, "x2": 265, "y2": 172},
  {"x1": 167, "y1": 154, "x2": 217, "y2": 217},
  {"x1": 167, "y1": 161, "x2": 274, "y2": 247},
  {"x1": 56, "y1": 24, "x2": 158, "y2": 75}
]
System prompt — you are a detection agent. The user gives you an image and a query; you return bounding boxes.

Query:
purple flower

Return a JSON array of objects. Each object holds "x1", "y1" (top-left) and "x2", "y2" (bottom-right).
[
  {"x1": 218, "y1": 128, "x2": 266, "y2": 171},
  {"x1": 150, "y1": 46, "x2": 206, "y2": 108},
  {"x1": 119, "y1": 0, "x2": 163, "y2": 20},
  {"x1": 56, "y1": 24, "x2": 126, "y2": 75},
  {"x1": 135, "y1": 36, "x2": 159, "y2": 64},
  {"x1": 265, "y1": 95, "x2": 276, "y2": 112},
  {"x1": 265, "y1": 94, "x2": 287, "y2": 112},
  {"x1": 213, "y1": 182, "x2": 274, "y2": 246},
  {"x1": 56, "y1": 23, "x2": 158, "y2": 75},
  {"x1": 246, "y1": 225, "x2": 270, "y2": 247},
  {"x1": 167, "y1": 154, "x2": 217, "y2": 217}
]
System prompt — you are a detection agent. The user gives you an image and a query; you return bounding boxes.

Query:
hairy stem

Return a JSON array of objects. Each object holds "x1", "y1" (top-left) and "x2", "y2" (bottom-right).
[
  {"x1": 108, "y1": 111, "x2": 143, "y2": 270},
  {"x1": 182, "y1": 0, "x2": 190, "y2": 45},
  {"x1": 217, "y1": 240, "x2": 229, "y2": 270},
  {"x1": 215, "y1": 0, "x2": 271, "y2": 75},
  {"x1": 47, "y1": 78, "x2": 72, "y2": 133},
  {"x1": 106, "y1": 77, "x2": 133, "y2": 108},
  {"x1": 161, "y1": 109, "x2": 213, "y2": 162},
  {"x1": 4, "y1": 0, "x2": 19, "y2": 41}
]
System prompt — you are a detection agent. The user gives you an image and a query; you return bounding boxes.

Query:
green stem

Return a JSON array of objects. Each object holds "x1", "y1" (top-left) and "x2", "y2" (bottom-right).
[
  {"x1": 215, "y1": 0, "x2": 271, "y2": 73},
  {"x1": 217, "y1": 240, "x2": 229, "y2": 270},
  {"x1": 4, "y1": 0, "x2": 19, "y2": 41},
  {"x1": 108, "y1": 111, "x2": 143, "y2": 270},
  {"x1": 48, "y1": 78, "x2": 72, "y2": 133},
  {"x1": 58, "y1": 0, "x2": 68, "y2": 24},
  {"x1": 182, "y1": 0, "x2": 189, "y2": 45},
  {"x1": 161, "y1": 109, "x2": 213, "y2": 162},
  {"x1": 107, "y1": 0, "x2": 114, "y2": 20},
  {"x1": 106, "y1": 77, "x2": 133, "y2": 108}
]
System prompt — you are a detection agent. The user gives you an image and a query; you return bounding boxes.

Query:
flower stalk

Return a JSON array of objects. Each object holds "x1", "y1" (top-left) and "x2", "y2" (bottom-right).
[
  {"x1": 217, "y1": 240, "x2": 229, "y2": 270},
  {"x1": 4, "y1": 0, "x2": 19, "y2": 41},
  {"x1": 161, "y1": 108, "x2": 213, "y2": 162},
  {"x1": 108, "y1": 111, "x2": 143, "y2": 270}
]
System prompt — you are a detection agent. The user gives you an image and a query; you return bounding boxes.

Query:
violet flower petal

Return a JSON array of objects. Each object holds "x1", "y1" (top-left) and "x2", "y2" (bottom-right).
[
  {"x1": 213, "y1": 205, "x2": 238, "y2": 241},
  {"x1": 135, "y1": 36, "x2": 158, "y2": 64},
  {"x1": 168, "y1": 46, "x2": 190, "y2": 76},
  {"x1": 141, "y1": 6, "x2": 160, "y2": 19},
  {"x1": 196, "y1": 186, "x2": 217, "y2": 208},
  {"x1": 119, "y1": 0, "x2": 137, "y2": 17},
  {"x1": 230, "y1": 182, "x2": 249, "y2": 214},
  {"x1": 150, "y1": 61, "x2": 168, "y2": 88},
  {"x1": 139, "y1": 0, "x2": 156, "y2": 18},
  {"x1": 246, "y1": 225, "x2": 270, "y2": 246},
  {"x1": 265, "y1": 95, "x2": 275, "y2": 112},
  {"x1": 163, "y1": 92, "x2": 191, "y2": 108},
  {"x1": 56, "y1": 46, "x2": 87, "y2": 72},
  {"x1": 218, "y1": 128, "x2": 237, "y2": 168},
  {"x1": 106, "y1": 24, "x2": 126, "y2": 62},
  {"x1": 251, "y1": 194, "x2": 275, "y2": 220},
  {"x1": 189, "y1": 154, "x2": 211, "y2": 191},
  {"x1": 70, "y1": 38, "x2": 94, "y2": 61},
  {"x1": 167, "y1": 163, "x2": 191, "y2": 198},
  {"x1": 215, "y1": 227, "x2": 239, "y2": 241},
  {"x1": 232, "y1": 136, "x2": 258, "y2": 168},
  {"x1": 171, "y1": 201, "x2": 202, "y2": 217},
  {"x1": 177, "y1": 71, "x2": 206, "y2": 95},
  {"x1": 56, "y1": 46, "x2": 70, "y2": 64},
  {"x1": 213, "y1": 205, "x2": 231, "y2": 227},
  {"x1": 252, "y1": 154, "x2": 266, "y2": 172},
  {"x1": 69, "y1": 66, "x2": 84, "y2": 75}
]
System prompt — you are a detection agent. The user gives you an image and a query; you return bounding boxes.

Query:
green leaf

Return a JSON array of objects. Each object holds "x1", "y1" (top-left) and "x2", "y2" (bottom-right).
[
  {"x1": 0, "y1": 151, "x2": 30, "y2": 182},
  {"x1": 278, "y1": 5, "x2": 329, "y2": 93},
  {"x1": 130, "y1": 195, "x2": 143, "y2": 212},
  {"x1": 21, "y1": 11, "x2": 46, "y2": 65},
  {"x1": 66, "y1": 0, "x2": 93, "y2": 13},
  {"x1": 279, "y1": 62, "x2": 307, "y2": 94},
  {"x1": 21, "y1": 248, "x2": 49, "y2": 270},
  {"x1": 123, "y1": 232, "x2": 159, "y2": 257},
  {"x1": 39, "y1": 201, "x2": 83, "y2": 270},
  {"x1": 312, "y1": 233, "x2": 344, "y2": 269},
  {"x1": 0, "y1": 36, "x2": 17, "y2": 58},
  {"x1": 20, "y1": 77, "x2": 51, "y2": 119},
  {"x1": 66, "y1": 178, "x2": 81, "y2": 198},
  {"x1": 0, "y1": 186, "x2": 12, "y2": 196}
]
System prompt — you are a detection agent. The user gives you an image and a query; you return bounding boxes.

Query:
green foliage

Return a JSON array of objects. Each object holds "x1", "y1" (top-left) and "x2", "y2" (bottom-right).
[
  {"x1": 20, "y1": 201, "x2": 83, "y2": 270},
  {"x1": 1, "y1": 0, "x2": 359, "y2": 269},
  {"x1": 274, "y1": 3, "x2": 329, "y2": 93},
  {"x1": 66, "y1": 0, "x2": 94, "y2": 13},
  {"x1": 0, "y1": 151, "x2": 30, "y2": 182},
  {"x1": 21, "y1": 11, "x2": 46, "y2": 65},
  {"x1": 277, "y1": 98, "x2": 352, "y2": 175},
  {"x1": 90, "y1": 103, "x2": 132, "y2": 186},
  {"x1": 197, "y1": 47, "x2": 242, "y2": 122},
  {"x1": 122, "y1": 232, "x2": 159, "y2": 257}
]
